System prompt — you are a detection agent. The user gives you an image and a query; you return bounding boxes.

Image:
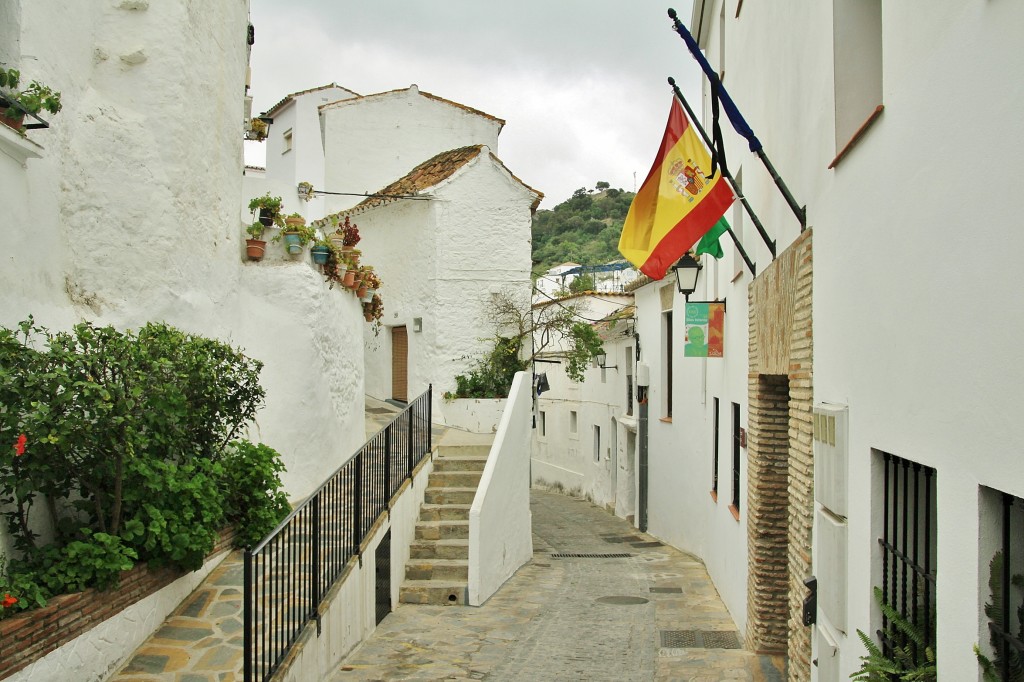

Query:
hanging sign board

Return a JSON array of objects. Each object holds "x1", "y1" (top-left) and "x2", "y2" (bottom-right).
[{"x1": 684, "y1": 302, "x2": 725, "y2": 358}]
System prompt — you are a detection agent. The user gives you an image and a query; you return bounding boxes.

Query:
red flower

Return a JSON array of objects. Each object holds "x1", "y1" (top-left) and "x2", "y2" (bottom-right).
[
  {"x1": 13, "y1": 433, "x2": 26, "y2": 457},
  {"x1": 1, "y1": 594, "x2": 16, "y2": 609}
]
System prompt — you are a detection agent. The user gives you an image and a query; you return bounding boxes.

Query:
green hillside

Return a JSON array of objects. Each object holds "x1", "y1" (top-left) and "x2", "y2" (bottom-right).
[{"x1": 531, "y1": 182, "x2": 635, "y2": 277}]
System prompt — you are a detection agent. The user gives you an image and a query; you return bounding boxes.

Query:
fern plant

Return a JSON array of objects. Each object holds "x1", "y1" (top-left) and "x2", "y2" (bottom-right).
[
  {"x1": 976, "y1": 551, "x2": 1024, "y2": 682},
  {"x1": 852, "y1": 586, "x2": 937, "y2": 682}
]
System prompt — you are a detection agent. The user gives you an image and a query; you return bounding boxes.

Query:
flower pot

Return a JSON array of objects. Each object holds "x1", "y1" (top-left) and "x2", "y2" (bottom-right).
[
  {"x1": 258, "y1": 208, "x2": 275, "y2": 228},
  {"x1": 283, "y1": 231, "x2": 302, "y2": 255},
  {"x1": 284, "y1": 216, "x2": 306, "y2": 228},
  {"x1": 343, "y1": 270, "x2": 356, "y2": 288},
  {"x1": 360, "y1": 291, "x2": 373, "y2": 303},
  {"x1": 311, "y1": 245, "x2": 330, "y2": 265},
  {"x1": 356, "y1": 285, "x2": 368, "y2": 299},
  {"x1": 245, "y1": 238, "x2": 266, "y2": 261},
  {"x1": 329, "y1": 234, "x2": 346, "y2": 251},
  {"x1": 364, "y1": 312, "x2": 374, "y2": 322}
]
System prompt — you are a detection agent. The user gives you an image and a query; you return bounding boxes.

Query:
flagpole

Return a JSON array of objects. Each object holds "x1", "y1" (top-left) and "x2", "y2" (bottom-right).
[
  {"x1": 667, "y1": 8, "x2": 807, "y2": 233},
  {"x1": 669, "y1": 77, "x2": 759, "y2": 275}
]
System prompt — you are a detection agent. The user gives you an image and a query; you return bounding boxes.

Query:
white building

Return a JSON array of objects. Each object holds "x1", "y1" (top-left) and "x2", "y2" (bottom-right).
[
  {"x1": 531, "y1": 293, "x2": 638, "y2": 520},
  {"x1": 618, "y1": 1, "x2": 1024, "y2": 681}
]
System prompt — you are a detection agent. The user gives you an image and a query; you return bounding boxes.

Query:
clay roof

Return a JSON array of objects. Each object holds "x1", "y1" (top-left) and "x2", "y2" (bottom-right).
[
  {"x1": 315, "y1": 145, "x2": 542, "y2": 225},
  {"x1": 319, "y1": 85, "x2": 505, "y2": 128},
  {"x1": 263, "y1": 83, "x2": 360, "y2": 117}
]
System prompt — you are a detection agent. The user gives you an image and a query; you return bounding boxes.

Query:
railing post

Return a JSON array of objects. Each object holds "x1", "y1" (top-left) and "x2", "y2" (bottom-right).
[
  {"x1": 428, "y1": 384, "x2": 433, "y2": 452},
  {"x1": 310, "y1": 493, "x2": 322, "y2": 633},
  {"x1": 243, "y1": 549, "x2": 253, "y2": 682},
  {"x1": 407, "y1": 405, "x2": 414, "y2": 480},
  {"x1": 384, "y1": 424, "x2": 392, "y2": 498},
  {"x1": 353, "y1": 452, "x2": 363, "y2": 555}
]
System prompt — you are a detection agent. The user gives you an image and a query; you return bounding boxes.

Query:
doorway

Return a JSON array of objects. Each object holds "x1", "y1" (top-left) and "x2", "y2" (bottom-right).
[{"x1": 391, "y1": 326, "x2": 408, "y2": 402}]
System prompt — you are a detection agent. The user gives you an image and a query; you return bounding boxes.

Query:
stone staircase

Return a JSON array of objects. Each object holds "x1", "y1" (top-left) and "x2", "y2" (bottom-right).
[{"x1": 399, "y1": 444, "x2": 490, "y2": 606}]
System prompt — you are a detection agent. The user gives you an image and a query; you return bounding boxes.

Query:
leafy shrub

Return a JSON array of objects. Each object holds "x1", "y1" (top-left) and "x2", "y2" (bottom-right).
[
  {"x1": 448, "y1": 337, "x2": 527, "y2": 399},
  {"x1": 28, "y1": 530, "x2": 137, "y2": 593},
  {"x1": 221, "y1": 441, "x2": 291, "y2": 549}
]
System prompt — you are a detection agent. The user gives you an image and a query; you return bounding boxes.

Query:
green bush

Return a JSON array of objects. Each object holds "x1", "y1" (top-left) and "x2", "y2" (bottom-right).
[
  {"x1": 0, "y1": 317, "x2": 286, "y2": 616},
  {"x1": 221, "y1": 441, "x2": 291, "y2": 549}
]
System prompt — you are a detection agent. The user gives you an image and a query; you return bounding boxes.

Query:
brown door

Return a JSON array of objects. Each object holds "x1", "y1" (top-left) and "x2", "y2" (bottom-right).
[{"x1": 391, "y1": 325, "x2": 408, "y2": 402}]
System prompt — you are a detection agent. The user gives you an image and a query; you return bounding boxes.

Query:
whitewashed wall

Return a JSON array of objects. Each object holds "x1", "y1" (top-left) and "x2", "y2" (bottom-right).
[
  {"x1": 358, "y1": 150, "x2": 535, "y2": 417},
  {"x1": 320, "y1": 86, "x2": 503, "y2": 214},
  {"x1": 0, "y1": 0, "x2": 366, "y2": 532},
  {"x1": 469, "y1": 371, "x2": 533, "y2": 605},
  {"x1": 700, "y1": 0, "x2": 1024, "y2": 678}
]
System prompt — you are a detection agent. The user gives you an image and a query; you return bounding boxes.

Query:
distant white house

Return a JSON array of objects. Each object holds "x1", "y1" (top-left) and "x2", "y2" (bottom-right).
[
  {"x1": 534, "y1": 261, "x2": 640, "y2": 302},
  {"x1": 531, "y1": 293, "x2": 637, "y2": 520}
]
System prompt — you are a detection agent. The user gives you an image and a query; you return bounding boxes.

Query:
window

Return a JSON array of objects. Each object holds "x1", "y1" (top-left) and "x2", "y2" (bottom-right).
[
  {"x1": 876, "y1": 452, "x2": 936, "y2": 664},
  {"x1": 711, "y1": 398, "x2": 720, "y2": 498},
  {"x1": 731, "y1": 402, "x2": 741, "y2": 513},
  {"x1": 831, "y1": 0, "x2": 883, "y2": 167},
  {"x1": 282, "y1": 128, "x2": 293, "y2": 154},
  {"x1": 979, "y1": 488, "x2": 1024, "y2": 681},
  {"x1": 664, "y1": 311, "x2": 673, "y2": 418},
  {"x1": 593, "y1": 425, "x2": 601, "y2": 463},
  {"x1": 569, "y1": 410, "x2": 577, "y2": 435},
  {"x1": 538, "y1": 411, "x2": 546, "y2": 437}
]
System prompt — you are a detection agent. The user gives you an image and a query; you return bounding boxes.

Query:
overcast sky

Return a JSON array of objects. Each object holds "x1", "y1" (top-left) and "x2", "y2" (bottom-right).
[{"x1": 244, "y1": 0, "x2": 700, "y2": 209}]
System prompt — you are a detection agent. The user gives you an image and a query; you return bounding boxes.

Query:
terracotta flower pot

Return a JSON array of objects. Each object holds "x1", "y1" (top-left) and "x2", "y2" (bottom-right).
[
  {"x1": 364, "y1": 312, "x2": 374, "y2": 322},
  {"x1": 245, "y1": 238, "x2": 266, "y2": 261},
  {"x1": 356, "y1": 285, "x2": 368, "y2": 298},
  {"x1": 343, "y1": 270, "x2": 356, "y2": 288}
]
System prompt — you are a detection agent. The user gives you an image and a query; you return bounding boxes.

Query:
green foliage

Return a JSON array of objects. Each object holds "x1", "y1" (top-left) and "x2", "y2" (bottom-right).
[
  {"x1": 0, "y1": 556, "x2": 49, "y2": 617},
  {"x1": 448, "y1": 337, "x2": 528, "y2": 400},
  {"x1": 0, "y1": 67, "x2": 62, "y2": 120},
  {"x1": 120, "y1": 458, "x2": 225, "y2": 571},
  {"x1": 221, "y1": 441, "x2": 291, "y2": 549},
  {"x1": 532, "y1": 184, "x2": 635, "y2": 277},
  {"x1": 564, "y1": 323, "x2": 605, "y2": 382},
  {"x1": 0, "y1": 318, "x2": 282, "y2": 615},
  {"x1": 976, "y1": 551, "x2": 1024, "y2": 681},
  {"x1": 852, "y1": 586, "x2": 936, "y2": 681},
  {"x1": 568, "y1": 273, "x2": 596, "y2": 294}
]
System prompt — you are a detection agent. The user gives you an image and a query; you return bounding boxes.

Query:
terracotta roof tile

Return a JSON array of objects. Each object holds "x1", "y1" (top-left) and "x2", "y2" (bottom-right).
[{"x1": 264, "y1": 83, "x2": 360, "y2": 117}]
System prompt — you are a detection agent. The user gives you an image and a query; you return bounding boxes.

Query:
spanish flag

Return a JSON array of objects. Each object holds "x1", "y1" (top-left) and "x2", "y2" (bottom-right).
[{"x1": 618, "y1": 99, "x2": 734, "y2": 280}]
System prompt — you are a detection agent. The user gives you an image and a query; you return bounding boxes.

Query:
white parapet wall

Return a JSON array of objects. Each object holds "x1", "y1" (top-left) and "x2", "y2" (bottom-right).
[
  {"x1": 468, "y1": 372, "x2": 534, "y2": 606},
  {"x1": 439, "y1": 398, "x2": 508, "y2": 433}
]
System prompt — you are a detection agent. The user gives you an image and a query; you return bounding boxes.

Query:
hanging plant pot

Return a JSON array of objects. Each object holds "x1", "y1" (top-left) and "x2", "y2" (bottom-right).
[
  {"x1": 258, "y1": 208, "x2": 275, "y2": 228},
  {"x1": 284, "y1": 215, "x2": 306, "y2": 228},
  {"x1": 343, "y1": 270, "x2": 357, "y2": 288},
  {"x1": 311, "y1": 245, "x2": 331, "y2": 265},
  {"x1": 329, "y1": 234, "x2": 346, "y2": 251},
  {"x1": 283, "y1": 231, "x2": 302, "y2": 255},
  {"x1": 356, "y1": 284, "x2": 368, "y2": 299},
  {"x1": 245, "y1": 238, "x2": 267, "y2": 261},
  {"x1": 360, "y1": 290, "x2": 373, "y2": 303}
]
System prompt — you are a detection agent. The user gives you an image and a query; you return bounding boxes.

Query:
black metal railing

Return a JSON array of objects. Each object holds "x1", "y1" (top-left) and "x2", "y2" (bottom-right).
[
  {"x1": 243, "y1": 387, "x2": 432, "y2": 682},
  {"x1": 878, "y1": 452, "x2": 937, "y2": 662},
  {"x1": 986, "y1": 492, "x2": 1024, "y2": 682}
]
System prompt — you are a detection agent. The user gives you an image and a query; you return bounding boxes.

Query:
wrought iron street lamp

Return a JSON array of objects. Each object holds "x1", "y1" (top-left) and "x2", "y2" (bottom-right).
[{"x1": 673, "y1": 252, "x2": 703, "y2": 301}]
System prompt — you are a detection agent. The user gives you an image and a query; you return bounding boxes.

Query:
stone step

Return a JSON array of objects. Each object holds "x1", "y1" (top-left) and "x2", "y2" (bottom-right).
[
  {"x1": 436, "y1": 444, "x2": 492, "y2": 458},
  {"x1": 409, "y1": 539, "x2": 469, "y2": 560},
  {"x1": 399, "y1": 580, "x2": 468, "y2": 606},
  {"x1": 427, "y1": 471, "x2": 483, "y2": 488},
  {"x1": 423, "y1": 487, "x2": 477, "y2": 505},
  {"x1": 432, "y1": 456, "x2": 488, "y2": 473},
  {"x1": 404, "y1": 559, "x2": 469, "y2": 582},
  {"x1": 415, "y1": 520, "x2": 469, "y2": 541},
  {"x1": 418, "y1": 504, "x2": 471, "y2": 522}
]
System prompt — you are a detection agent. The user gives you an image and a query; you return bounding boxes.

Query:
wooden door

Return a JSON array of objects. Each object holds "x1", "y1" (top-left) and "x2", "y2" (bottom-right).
[{"x1": 391, "y1": 326, "x2": 408, "y2": 402}]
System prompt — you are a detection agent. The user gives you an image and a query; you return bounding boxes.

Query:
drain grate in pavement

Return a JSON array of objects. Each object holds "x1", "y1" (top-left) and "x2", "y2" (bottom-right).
[
  {"x1": 660, "y1": 630, "x2": 741, "y2": 649},
  {"x1": 550, "y1": 553, "x2": 632, "y2": 559},
  {"x1": 649, "y1": 586, "x2": 683, "y2": 594}
]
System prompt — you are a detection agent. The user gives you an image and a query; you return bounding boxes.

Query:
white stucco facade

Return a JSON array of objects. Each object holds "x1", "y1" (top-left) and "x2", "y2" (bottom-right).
[
  {"x1": 0, "y1": 0, "x2": 367, "y2": 545},
  {"x1": 319, "y1": 86, "x2": 503, "y2": 215}
]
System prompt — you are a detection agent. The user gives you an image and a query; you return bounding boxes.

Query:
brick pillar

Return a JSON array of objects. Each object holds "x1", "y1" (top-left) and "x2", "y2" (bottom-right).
[{"x1": 746, "y1": 374, "x2": 790, "y2": 652}]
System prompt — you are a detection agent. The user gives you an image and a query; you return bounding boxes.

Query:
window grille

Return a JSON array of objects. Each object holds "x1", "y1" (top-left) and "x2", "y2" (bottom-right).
[
  {"x1": 731, "y1": 402, "x2": 740, "y2": 511},
  {"x1": 711, "y1": 397, "x2": 720, "y2": 495},
  {"x1": 878, "y1": 452, "x2": 936, "y2": 661},
  {"x1": 984, "y1": 491, "x2": 1024, "y2": 682}
]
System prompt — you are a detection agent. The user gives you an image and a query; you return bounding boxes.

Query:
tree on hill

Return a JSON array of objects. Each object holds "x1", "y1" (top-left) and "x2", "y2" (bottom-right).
[{"x1": 532, "y1": 184, "x2": 634, "y2": 278}]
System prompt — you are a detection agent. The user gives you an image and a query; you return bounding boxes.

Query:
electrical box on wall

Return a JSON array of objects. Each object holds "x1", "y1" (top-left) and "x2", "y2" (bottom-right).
[{"x1": 813, "y1": 403, "x2": 849, "y2": 518}]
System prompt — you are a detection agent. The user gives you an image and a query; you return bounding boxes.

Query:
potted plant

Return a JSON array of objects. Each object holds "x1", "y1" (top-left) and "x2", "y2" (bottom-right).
[
  {"x1": 361, "y1": 269, "x2": 382, "y2": 297},
  {"x1": 355, "y1": 266, "x2": 372, "y2": 299},
  {"x1": 341, "y1": 250, "x2": 360, "y2": 286},
  {"x1": 248, "y1": 193, "x2": 284, "y2": 229},
  {"x1": 297, "y1": 181, "x2": 314, "y2": 201},
  {"x1": 363, "y1": 293, "x2": 384, "y2": 324},
  {"x1": 0, "y1": 67, "x2": 62, "y2": 131},
  {"x1": 275, "y1": 213, "x2": 315, "y2": 255},
  {"x1": 310, "y1": 235, "x2": 333, "y2": 266},
  {"x1": 329, "y1": 215, "x2": 360, "y2": 253},
  {"x1": 245, "y1": 221, "x2": 269, "y2": 260}
]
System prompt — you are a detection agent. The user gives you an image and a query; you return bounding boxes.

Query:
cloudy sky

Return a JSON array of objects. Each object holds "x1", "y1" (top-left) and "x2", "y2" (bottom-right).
[{"x1": 244, "y1": 1, "x2": 700, "y2": 209}]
